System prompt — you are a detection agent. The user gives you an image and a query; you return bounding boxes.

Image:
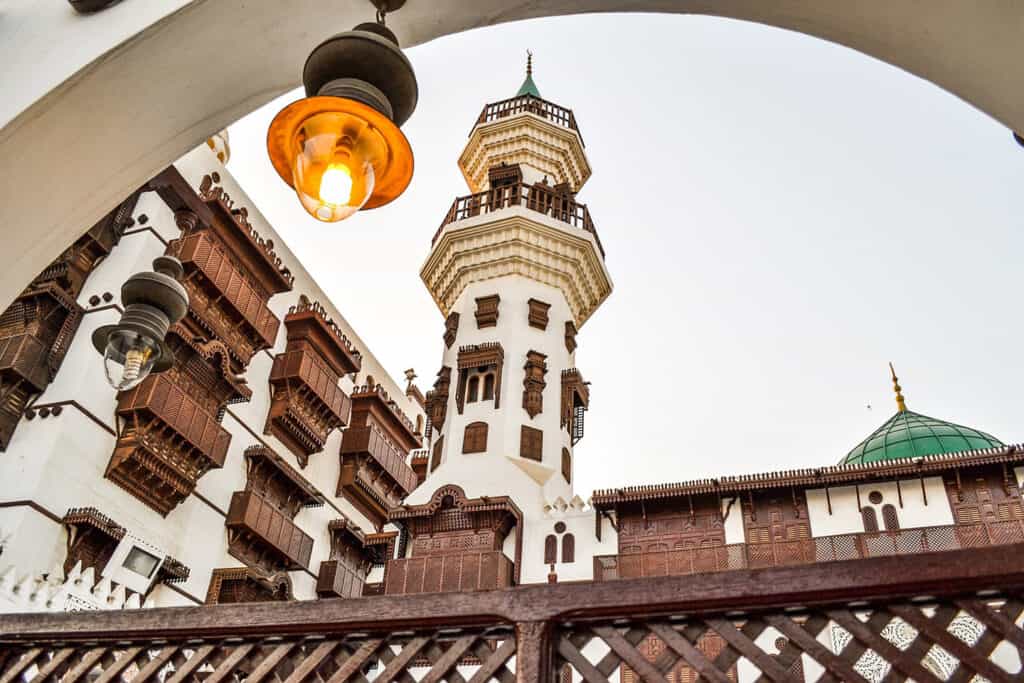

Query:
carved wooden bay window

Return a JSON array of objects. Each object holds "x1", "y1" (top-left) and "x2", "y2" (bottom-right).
[
  {"x1": 463, "y1": 421, "x2": 489, "y2": 454},
  {"x1": 474, "y1": 294, "x2": 500, "y2": 328},
  {"x1": 316, "y1": 518, "x2": 396, "y2": 599},
  {"x1": 522, "y1": 351, "x2": 547, "y2": 419},
  {"x1": 527, "y1": 298, "x2": 550, "y2": 330},
  {"x1": 62, "y1": 507, "x2": 190, "y2": 591},
  {"x1": 385, "y1": 485, "x2": 520, "y2": 595},
  {"x1": 206, "y1": 567, "x2": 293, "y2": 605},
  {"x1": 0, "y1": 202, "x2": 127, "y2": 451},
  {"x1": 109, "y1": 169, "x2": 292, "y2": 517},
  {"x1": 266, "y1": 296, "x2": 359, "y2": 466},
  {"x1": 226, "y1": 445, "x2": 321, "y2": 573},
  {"x1": 338, "y1": 385, "x2": 422, "y2": 529},
  {"x1": 424, "y1": 366, "x2": 451, "y2": 434},
  {"x1": 561, "y1": 368, "x2": 590, "y2": 445},
  {"x1": 456, "y1": 343, "x2": 503, "y2": 414}
]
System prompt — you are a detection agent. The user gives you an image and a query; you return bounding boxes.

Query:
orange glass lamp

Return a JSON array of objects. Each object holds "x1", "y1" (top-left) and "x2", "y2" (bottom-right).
[{"x1": 267, "y1": 11, "x2": 417, "y2": 223}]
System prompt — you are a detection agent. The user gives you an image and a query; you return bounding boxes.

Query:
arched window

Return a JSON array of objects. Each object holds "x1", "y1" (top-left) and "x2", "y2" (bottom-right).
[
  {"x1": 467, "y1": 376, "x2": 479, "y2": 403},
  {"x1": 544, "y1": 535, "x2": 557, "y2": 564},
  {"x1": 482, "y1": 373, "x2": 495, "y2": 401},
  {"x1": 562, "y1": 533, "x2": 575, "y2": 563},
  {"x1": 462, "y1": 422, "x2": 488, "y2": 454},
  {"x1": 882, "y1": 504, "x2": 900, "y2": 531},
  {"x1": 862, "y1": 506, "x2": 879, "y2": 532}
]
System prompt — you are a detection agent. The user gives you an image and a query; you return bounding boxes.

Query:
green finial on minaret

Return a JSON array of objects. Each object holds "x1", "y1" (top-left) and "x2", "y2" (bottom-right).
[{"x1": 516, "y1": 50, "x2": 541, "y2": 98}]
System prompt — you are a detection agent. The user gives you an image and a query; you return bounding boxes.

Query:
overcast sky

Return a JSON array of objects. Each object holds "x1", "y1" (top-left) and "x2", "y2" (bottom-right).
[{"x1": 227, "y1": 13, "x2": 1023, "y2": 498}]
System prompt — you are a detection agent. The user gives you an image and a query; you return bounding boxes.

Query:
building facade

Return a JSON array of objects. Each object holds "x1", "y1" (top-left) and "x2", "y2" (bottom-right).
[{"x1": 0, "y1": 66, "x2": 1021, "y2": 681}]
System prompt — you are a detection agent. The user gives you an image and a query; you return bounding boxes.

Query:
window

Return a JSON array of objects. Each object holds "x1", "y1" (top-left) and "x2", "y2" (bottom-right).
[
  {"x1": 862, "y1": 506, "x2": 879, "y2": 532},
  {"x1": 467, "y1": 376, "x2": 479, "y2": 403},
  {"x1": 544, "y1": 535, "x2": 557, "y2": 564},
  {"x1": 482, "y1": 373, "x2": 495, "y2": 401},
  {"x1": 561, "y1": 448, "x2": 571, "y2": 484},
  {"x1": 561, "y1": 533, "x2": 575, "y2": 563},
  {"x1": 463, "y1": 422, "x2": 488, "y2": 454},
  {"x1": 431, "y1": 436, "x2": 443, "y2": 472},
  {"x1": 882, "y1": 504, "x2": 900, "y2": 531},
  {"x1": 123, "y1": 547, "x2": 160, "y2": 578},
  {"x1": 520, "y1": 425, "x2": 543, "y2": 461}
]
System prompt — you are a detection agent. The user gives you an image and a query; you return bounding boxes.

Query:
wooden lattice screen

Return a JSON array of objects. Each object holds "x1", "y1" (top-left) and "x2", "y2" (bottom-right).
[{"x1": 1, "y1": 544, "x2": 1023, "y2": 682}]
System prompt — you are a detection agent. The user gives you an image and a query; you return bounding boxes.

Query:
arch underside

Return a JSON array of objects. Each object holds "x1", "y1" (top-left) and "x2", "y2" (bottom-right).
[{"x1": 1, "y1": 0, "x2": 1021, "y2": 307}]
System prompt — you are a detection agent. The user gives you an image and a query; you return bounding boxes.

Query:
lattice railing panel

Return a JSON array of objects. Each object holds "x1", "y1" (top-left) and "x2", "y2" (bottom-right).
[
  {"x1": 556, "y1": 595, "x2": 1024, "y2": 682},
  {"x1": 0, "y1": 628, "x2": 518, "y2": 683}
]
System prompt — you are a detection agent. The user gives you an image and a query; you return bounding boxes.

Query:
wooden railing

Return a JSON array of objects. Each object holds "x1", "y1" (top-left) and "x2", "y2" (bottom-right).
[
  {"x1": 433, "y1": 182, "x2": 605, "y2": 257},
  {"x1": 594, "y1": 520, "x2": 1024, "y2": 581},
  {"x1": 476, "y1": 94, "x2": 582, "y2": 142},
  {"x1": 2, "y1": 545, "x2": 1023, "y2": 681},
  {"x1": 384, "y1": 551, "x2": 514, "y2": 595}
]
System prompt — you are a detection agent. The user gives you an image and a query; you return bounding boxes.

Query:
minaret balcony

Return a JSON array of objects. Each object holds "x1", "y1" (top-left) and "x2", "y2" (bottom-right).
[
  {"x1": 433, "y1": 181, "x2": 604, "y2": 258},
  {"x1": 475, "y1": 94, "x2": 581, "y2": 141}
]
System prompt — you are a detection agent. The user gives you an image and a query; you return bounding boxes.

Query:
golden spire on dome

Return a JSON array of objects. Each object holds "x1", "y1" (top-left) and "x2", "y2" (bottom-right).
[{"x1": 889, "y1": 362, "x2": 907, "y2": 413}]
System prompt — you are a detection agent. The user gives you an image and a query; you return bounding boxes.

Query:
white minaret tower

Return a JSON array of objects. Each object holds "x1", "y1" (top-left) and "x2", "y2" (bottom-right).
[{"x1": 417, "y1": 55, "x2": 612, "y2": 521}]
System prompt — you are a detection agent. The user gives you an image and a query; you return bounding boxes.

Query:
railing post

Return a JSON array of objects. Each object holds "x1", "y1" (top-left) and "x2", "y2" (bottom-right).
[{"x1": 516, "y1": 620, "x2": 555, "y2": 682}]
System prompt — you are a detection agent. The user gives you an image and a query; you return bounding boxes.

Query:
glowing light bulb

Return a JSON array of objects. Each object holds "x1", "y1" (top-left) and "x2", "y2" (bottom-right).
[
  {"x1": 319, "y1": 164, "x2": 354, "y2": 206},
  {"x1": 103, "y1": 330, "x2": 160, "y2": 391}
]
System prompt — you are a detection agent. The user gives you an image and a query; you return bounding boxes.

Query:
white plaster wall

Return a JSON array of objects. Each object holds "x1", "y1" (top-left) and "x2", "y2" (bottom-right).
[
  {"x1": 519, "y1": 502, "x2": 617, "y2": 584},
  {"x1": 0, "y1": 142, "x2": 425, "y2": 606},
  {"x1": 805, "y1": 477, "x2": 953, "y2": 537},
  {"x1": 412, "y1": 274, "x2": 579, "y2": 512},
  {"x1": 721, "y1": 495, "x2": 745, "y2": 544}
]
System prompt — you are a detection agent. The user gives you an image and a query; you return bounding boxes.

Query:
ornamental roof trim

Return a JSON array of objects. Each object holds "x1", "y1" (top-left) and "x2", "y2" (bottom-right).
[{"x1": 591, "y1": 442, "x2": 1023, "y2": 507}]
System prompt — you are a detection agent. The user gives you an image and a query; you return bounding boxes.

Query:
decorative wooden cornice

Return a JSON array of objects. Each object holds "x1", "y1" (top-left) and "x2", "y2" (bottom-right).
[
  {"x1": 422, "y1": 214, "x2": 611, "y2": 328},
  {"x1": 592, "y1": 443, "x2": 1024, "y2": 508},
  {"x1": 522, "y1": 351, "x2": 547, "y2": 419}
]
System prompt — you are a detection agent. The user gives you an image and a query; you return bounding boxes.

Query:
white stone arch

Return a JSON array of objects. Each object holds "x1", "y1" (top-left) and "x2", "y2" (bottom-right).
[{"x1": 2, "y1": 0, "x2": 1022, "y2": 307}]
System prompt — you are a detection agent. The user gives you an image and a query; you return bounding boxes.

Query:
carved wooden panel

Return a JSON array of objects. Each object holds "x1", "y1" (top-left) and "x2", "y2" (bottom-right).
[
  {"x1": 385, "y1": 551, "x2": 514, "y2": 594},
  {"x1": 206, "y1": 567, "x2": 293, "y2": 604},
  {"x1": 474, "y1": 294, "x2": 500, "y2": 328},
  {"x1": 618, "y1": 500, "x2": 726, "y2": 559},
  {"x1": 456, "y1": 343, "x2": 503, "y2": 414},
  {"x1": 444, "y1": 312, "x2": 460, "y2": 348},
  {"x1": 743, "y1": 490, "x2": 810, "y2": 568},
  {"x1": 946, "y1": 467, "x2": 1024, "y2": 538},
  {"x1": 523, "y1": 351, "x2": 547, "y2": 419},
  {"x1": 431, "y1": 436, "x2": 443, "y2": 472},
  {"x1": 266, "y1": 297, "x2": 357, "y2": 466},
  {"x1": 565, "y1": 321, "x2": 578, "y2": 353},
  {"x1": 424, "y1": 365, "x2": 451, "y2": 433},
  {"x1": 463, "y1": 421, "x2": 489, "y2": 454},
  {"x1": 528, "y1": 298, "x2": 551, "y2": 330},
  {"x1": 521, "y1": 425, "x2": 543, "y2": 462}
]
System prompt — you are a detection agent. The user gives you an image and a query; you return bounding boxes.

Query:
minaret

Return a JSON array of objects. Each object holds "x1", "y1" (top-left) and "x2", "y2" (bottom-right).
[{"x1": 418, "y1": 58, "x2": 612, "y2": 508}]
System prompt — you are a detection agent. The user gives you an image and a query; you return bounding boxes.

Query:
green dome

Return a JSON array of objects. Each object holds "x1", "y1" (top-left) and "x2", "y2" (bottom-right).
[{"x1": 841, "y1": 409, "x2": 1004, "y2": 466}]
